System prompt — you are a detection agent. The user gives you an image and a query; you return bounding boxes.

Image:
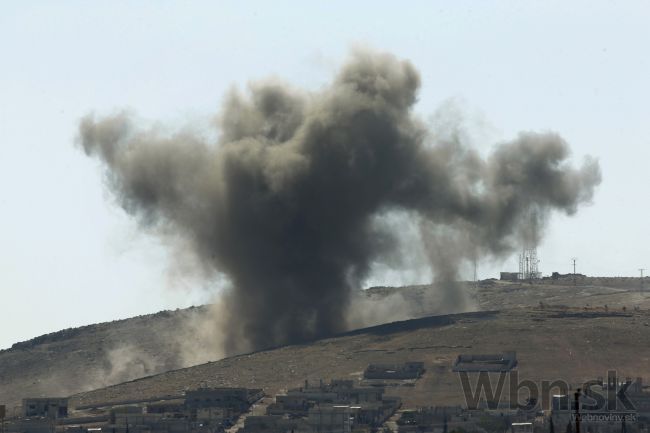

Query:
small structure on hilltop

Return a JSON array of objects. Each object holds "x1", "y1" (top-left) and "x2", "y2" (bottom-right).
[
  {"x1": 500, "y1": 272, "x2": 520, "y2": 282},
  {"x1": 452, "y1": 351, "x2": 517, "y2": 372},
  {"x1": 363, "y1": 361, "x2": 425, "y2": 380}
]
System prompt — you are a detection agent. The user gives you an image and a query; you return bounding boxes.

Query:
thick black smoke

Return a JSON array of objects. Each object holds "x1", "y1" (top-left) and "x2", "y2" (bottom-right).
[{"x1": 79, "y1": 50, "x2": 601, "y2": 353}]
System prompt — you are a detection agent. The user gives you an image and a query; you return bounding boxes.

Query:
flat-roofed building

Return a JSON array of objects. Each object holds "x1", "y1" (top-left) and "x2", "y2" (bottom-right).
[
  {"x1": 452, "y1": 352, "x2": 517, "y2": 372},
  {"x1": 22, "y1": 398, "x2": 68, "y2": 419},
  {"x1": 363, "y1": 362, "x2": 425, "y2": 380},
  {"x1": 185, "y1": 388, "x2": 263, "y2": 412}
]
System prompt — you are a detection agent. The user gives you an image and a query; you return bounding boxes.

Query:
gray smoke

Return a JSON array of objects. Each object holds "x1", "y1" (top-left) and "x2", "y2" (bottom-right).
[{"x1": 78, "y1": 50, "x2": 601, "y2": 353}]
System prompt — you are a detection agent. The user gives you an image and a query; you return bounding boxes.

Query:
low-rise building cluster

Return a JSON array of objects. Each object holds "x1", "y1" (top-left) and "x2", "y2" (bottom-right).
[
  {"x1": 6, "y1": 358, "x2": 650, "y2": 433},
  {"x1": 254, "y1": 378, "x2": 402, "y2": 433}
]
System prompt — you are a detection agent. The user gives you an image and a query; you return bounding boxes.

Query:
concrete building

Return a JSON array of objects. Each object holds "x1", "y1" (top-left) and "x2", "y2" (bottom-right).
[
  {"x1": 22, "y1": 398, "x2": 68, "y2": 419},
  {"x1": 110, "y1": 406, "x2": 144, "y2": 424},
  {"x1": 238, "y1": 416, "x2": 308, "y2": 433},
  {"x1": 363, "y1": 362, "x2": 425, "y2": 380},
  {"x1": 195, "y1": 407, "x2": 228, "y2": 423},
  {"x1": 102, "y1": 418, "x2": 192, "y2": 433},
  {"x1": 452, "y1": 352, "x2": 517, "y2": 372},
  {"x1": 185, "y1": 388, "x2": 264, "y2": 413},
  {"x1": 258, "y1": 401, "x2": 398, "y2": 433},
  {"x1": 267, "y1": 380, "x2": 384, "y2": 417},
  {"x1": 267, "y1": 379, "x2": 399, "y2": 431},
  {"x1": 398, "y1": 406, "x2": 464, "y2": 426},
  {"x1": 5, "y1": 418, "x2": 55, "y2": 433},
  {"x1": 352, "y1": 398, "x2": 401, "y2": 427},
  {"x1": 328, "y1": 383, "x2": 384, "y2": 405},
  {"x1": 145, "y1": 401, "x2": 186, "y2": 415},
  {"x1": 307, "y1": 405, "x2": 352, "y2": 433},
  {"x1": 500, "y1": 272, "x2": 520, "y2": 282}
]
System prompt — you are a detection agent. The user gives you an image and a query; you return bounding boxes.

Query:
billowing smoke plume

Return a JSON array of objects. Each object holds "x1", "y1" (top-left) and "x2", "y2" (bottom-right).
[{"x1": 79, "y1": 50, "x2": 601, "y2": 353}]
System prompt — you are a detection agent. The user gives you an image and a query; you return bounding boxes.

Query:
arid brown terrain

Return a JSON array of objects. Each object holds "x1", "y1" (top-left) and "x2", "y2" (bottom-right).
[{"x1": 1, "y1": 276, "x2": 648, "y2": 412}]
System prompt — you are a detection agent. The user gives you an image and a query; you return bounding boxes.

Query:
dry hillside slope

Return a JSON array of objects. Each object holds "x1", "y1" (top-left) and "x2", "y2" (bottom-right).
[
  {"x1": 1, "y1": 276, "x2": 648, "y2": 410},
  {"x1": 71, "y1": 305, "x2": 650, "y2": 411}
]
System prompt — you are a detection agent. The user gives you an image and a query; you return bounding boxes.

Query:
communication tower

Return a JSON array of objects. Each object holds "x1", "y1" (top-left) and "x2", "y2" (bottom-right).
[{"x1": 519, "y1": 247, "x2": 540, "y2": 280}]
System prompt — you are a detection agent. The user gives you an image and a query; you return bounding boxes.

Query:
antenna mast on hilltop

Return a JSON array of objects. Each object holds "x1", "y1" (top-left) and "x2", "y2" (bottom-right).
[
  {"x1": 519, "y1": 247, "x2": 540, "y2": 282},
  {"x1": 518, "y1": 209, "x2": 541, "y2": 282}
]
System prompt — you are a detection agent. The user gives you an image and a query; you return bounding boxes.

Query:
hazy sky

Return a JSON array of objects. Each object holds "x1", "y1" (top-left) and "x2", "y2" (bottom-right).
[{"x1": 1, "y1": 1, "x2": 649, "y2": 349}]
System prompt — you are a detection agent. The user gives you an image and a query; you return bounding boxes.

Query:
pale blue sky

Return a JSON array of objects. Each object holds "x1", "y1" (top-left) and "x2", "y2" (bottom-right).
[{"x1": 1, "y1": 1, "x2": 648, "y2": 349}]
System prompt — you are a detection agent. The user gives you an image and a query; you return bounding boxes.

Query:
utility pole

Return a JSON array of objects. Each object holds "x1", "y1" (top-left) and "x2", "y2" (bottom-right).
[
  {"x1": 572, "y1": 258, "x2": 577, "y2": 286},
  {"x1": 640, "y1": 268, "x2": 645, "y2": 294},
  {"x1": 574, "y1": 388, "x2": 581, "y2": 433}
]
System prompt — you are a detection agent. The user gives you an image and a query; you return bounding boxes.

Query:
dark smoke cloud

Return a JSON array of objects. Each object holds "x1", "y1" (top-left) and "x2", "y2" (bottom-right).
[{"x1": 79, "y1": 50, "x2": 601, "y2": 353}]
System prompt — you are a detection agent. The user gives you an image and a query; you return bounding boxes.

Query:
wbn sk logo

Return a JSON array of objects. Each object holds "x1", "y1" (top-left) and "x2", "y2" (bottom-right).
[{"x1": 458, "y1": 370, "x2": 635, "y2": 412}]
